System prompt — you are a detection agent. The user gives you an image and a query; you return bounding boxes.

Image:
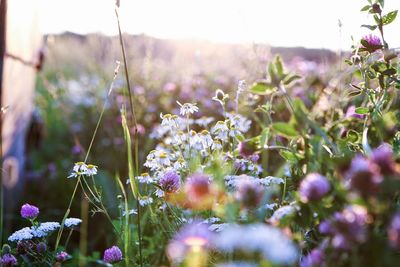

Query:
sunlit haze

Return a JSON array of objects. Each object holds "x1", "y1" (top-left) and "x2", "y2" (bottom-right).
[{"x1": 34, "y1": 0, "x2": 400, "y2": 50}]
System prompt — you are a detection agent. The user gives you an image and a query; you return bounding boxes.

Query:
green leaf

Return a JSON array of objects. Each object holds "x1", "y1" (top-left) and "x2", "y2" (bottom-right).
[
  {"x1": 382, "y1": 10, "x2": 398, "y2": 25},
  {"x1": 274, "y1": 55, "x2": 284, "y2": 77},
  {"x1": 268, "y1": 62, "x2": 279, "y2": 85},
  {"x1": 361, "y1": 24, "x2": 377, "y2": 30},
  {"x1": 373, "y1": 14, "x2": 381, "y2": 25},
  {"x1": 260, "y1": 128, "x2": 270, "y2": 148},
  {"x1": 347, "y1": 90, "x2": 361, "y2": 97},
  {"x1": 249, "y1": 81, "x2": 275, "y2": 95},
  {"x1": 279, "y1": 150, "x2": 303, "y2": 163},
  {"x1": 382, "y1": 68, "x2": 397, "y2": 76},
  {"x1": 271, "y1": 122, "x2": 299, "y2": 138},
  {"x1": 283, "y1": 74, "x2": 302, "y2": 85},
  {"x1": 355, "y1": 107, "x2": 369, "y2": 114},
  {"x1": 360, "y1": 5, "x2": 371, "y2": 11}
]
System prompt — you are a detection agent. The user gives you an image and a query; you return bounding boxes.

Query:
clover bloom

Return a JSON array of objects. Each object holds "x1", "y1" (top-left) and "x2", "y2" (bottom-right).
[
  {"x1": 103, "y1": 246, "x2": 123, "y2": 264},
  {"x1": 160, "y1": 171, "x2": 181, "y2": 193},
  {"x1": 20, "y1": 204, "x2": 39, "y2": 219},
  {"x1": 299, "y1": 173, "x2": 330, "y2": 202}
]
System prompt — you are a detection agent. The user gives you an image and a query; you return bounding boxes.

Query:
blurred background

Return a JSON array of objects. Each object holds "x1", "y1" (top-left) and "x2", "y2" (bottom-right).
[{"x1": 1, "y1": 0, "x2": 399, "y2": 263}]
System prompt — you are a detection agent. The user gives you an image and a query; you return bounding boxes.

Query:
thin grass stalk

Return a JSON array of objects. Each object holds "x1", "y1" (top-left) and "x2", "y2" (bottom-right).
[
  {"x1": 55, "y1": 62, "x2": 120, "y2": 251},
  {"x1": 79, "y1": 196, "x2": 88, "y2": 267},
  {"x1": 115, "y1": 4, "x2": 143, "y2": 266},
  {"x1": 115, "y1": 173, "x2": 130, "y2": 266}
]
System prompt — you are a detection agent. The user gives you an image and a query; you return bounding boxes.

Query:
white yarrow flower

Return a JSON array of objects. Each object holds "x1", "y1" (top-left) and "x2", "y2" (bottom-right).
[{"x1": 65, "y1": 218, "x2": 82, "y2": 228}]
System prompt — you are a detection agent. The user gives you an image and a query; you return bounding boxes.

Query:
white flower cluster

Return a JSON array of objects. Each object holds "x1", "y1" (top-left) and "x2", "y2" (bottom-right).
[
  {"x1": 68, "y1": 162, "x2": 98, "y2": 178},
  {"x1": 64, "y1": 218, "x2": 82, "y2": 228},
  {"x1": 8, "y1": 222, "x2": 60, "y2": 242},
  {"x1": 224, "y1": 175, "x2": 284, "y2": 189}
]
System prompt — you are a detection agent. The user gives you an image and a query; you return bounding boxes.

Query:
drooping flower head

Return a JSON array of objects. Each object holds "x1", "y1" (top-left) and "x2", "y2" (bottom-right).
[
  {"x1": 299, "y1": 173, "x2": 330, "y2": 202},
  {"x1": 20, "y1": 204, "x2": 39, "y2": 219},
  {"x1": 160, "y1": 171, "x2": 181, "y2": 193},
  {"x1": 388, "y1": 212, "x2": 400, "y2": 249},
  {"x1": 0, "y1": 253, "x2": 18, "y2": 266},
  {"x1": 167, "y1": 221, "x2": 213, "y2": 262},
  {"x1": 103, "y1": 246, "x2": 123, "y2": 264},
  {"x1": 56, "y1": 251, "x2": 69, "y2": 262}
]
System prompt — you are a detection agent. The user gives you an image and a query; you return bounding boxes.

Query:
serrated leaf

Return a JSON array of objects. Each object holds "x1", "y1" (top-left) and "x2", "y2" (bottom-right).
[
  {"x1": 361, "y1": 24, "x2": 377, "y2": 30},
  {"x1": 272, "y1": 122, "x2": 299, "y2": 138},
  {"x1": 382, "y1": 10, "x2": 398, "y2": 25},
  {"x1": 249, "y1": 82, "x2": 275, "y2": 95},
  {"x1": 355, "y1": 107, "x2": 369, "y2": 114}
]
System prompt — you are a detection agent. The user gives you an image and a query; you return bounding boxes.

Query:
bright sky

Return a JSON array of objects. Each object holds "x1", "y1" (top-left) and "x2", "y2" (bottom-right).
[{"x1": 38, "y1": 0, "x2": 400, "y2": 50}]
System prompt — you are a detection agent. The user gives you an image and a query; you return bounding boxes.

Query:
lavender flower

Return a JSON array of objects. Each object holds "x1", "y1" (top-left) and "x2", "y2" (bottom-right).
[
  {"x1": 371, "y1": 144, "x2": 396, "y2": 175},
  {"x1": 56, "y1": 251, "x2": 69, "y2": 262},
  {"x1": 235, "y1": 176, "x2": 264, "y2": 209},
  {"x1": 160, "y1": 171, "x2": 181, "y2": 193},
  {"x1": 299, "y1": 173, "x2": 330, "y2": 202},
  {"x1": 300, "y1": 248, "x2": 324, "y2": 267},
  {"x1": 388, "y1": 213, "x2": 400, "y2": 249},
  {"x1": 167, "y1": 221, "x2": 213, "y2": 262},
  {"x1": 20, "y1": 204, "x2": 39, "y2": 219},
  {"x1": 103, "y1": 246, "x2": 123, "y2": 264},
  {"x1": 0, "y1": 254, "x2": 17, "y2": 266},
  {"x1": 345, "y1": 155, "x2": 382, "y2": 196}
]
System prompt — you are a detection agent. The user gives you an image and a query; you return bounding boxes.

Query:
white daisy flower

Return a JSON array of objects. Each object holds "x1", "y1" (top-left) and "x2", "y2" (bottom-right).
[{"x1": 177, "y1": 102, "x2": 199, "y2": 116}]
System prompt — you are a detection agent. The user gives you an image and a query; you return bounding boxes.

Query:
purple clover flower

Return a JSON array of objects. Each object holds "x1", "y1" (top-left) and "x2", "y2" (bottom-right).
[
  {"x1": 103, "y1": 246, "x2": 123, "y2": 264},
  {"x1": 388, "y1": 212, "x2": 400, "y2": 249},
  {"x1": 235, "y1": 177, "x2": 264, "y2": 209},
  {"x1": 300, "y1": 248, "x2": 324, "y2": 267},
  {"x1": 56, "y1": 251, "x2": 69, "y2": 262},
  {"x1": 36, "y1": 242, "x2": 47, "y2": 253},
  {"x1": 362, "y1": 34, "x2": 382, "y2": 47},
  {"x1": 160, "y1": 171, "x2": 181, "y2": 193},
  {"x1": 299, "y1": 173, "x2": 330, "y2": 202},
  {"x1": 167, "y1": 221, "x2": 213, "y2": 262},
  {"x1": 20, "y1": 204, "x2": 39, "y2": 219},
  {"x1": 0, "y1": 254, "x2": 18, "y2": 266},
  {"x1": 371, "y1": 144, "x2": 396, "y2": 175}
]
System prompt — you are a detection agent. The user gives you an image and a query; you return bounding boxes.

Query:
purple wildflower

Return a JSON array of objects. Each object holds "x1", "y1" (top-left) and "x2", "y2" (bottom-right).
[
  {"x1": 103, "y1": 246, "x2": 123, "y2": 264},
  {"x1": 160, "y1": 171, "x2": 181, "y2": 193},
  {"x1": 362, "y1": 34, "x2": 382, "y2": 47},
  {"x1": 319, "y1": 220, "x2": 333, "y2": 235},
  {"x1": 20, "y1": 204, "x2": 39, "y2": 219},
  {"x1": 0, "y1": 254, "x2": 17, "y2": 266},
  {"x1": 167, "y1": 221, "x2": 213, "y2": 262},
  {"x1": 388, "y1": 213, "x2": 400, "y2": 249},
  {"x1": 56, "y1": 251, "x2": 69, "y2": 262},
  {"x1": 238, "y1": 141, "x2": 256, "y2": 158},
  {"x1": 371, "y1": 144, "x2": 396, "y2": 175},
  {"x1": 300, "y1": 248, "x2": 324, "y2": 267},
  {"x1": 235, "y1": 177, "x2": 264, "y2": 209},
  {"x1": 345, "y1": 105, "x2": 364, "y2": 120},
  {"x1": 344, "y1": 155, "x2": 383, "y2": 196},
  {"x1": 299, "y1": 173, "x2": 330, "y2": 202},
  {"x1": 36, "y1": 242, "x2": 47, "y2": 253}
]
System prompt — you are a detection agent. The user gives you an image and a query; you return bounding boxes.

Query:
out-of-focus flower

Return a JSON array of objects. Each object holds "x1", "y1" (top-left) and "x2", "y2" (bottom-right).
[
  {"x1": 56, "y1": 251, "x2": 69, "y2": 262},
  {"x1": 85, "y1": 164, "x2": 98, "y2": 176},
  {"x1": 138, "y1": 196, "x2": 154, "y2": 207},
  {"x1": 269, "y1": 205, "x2": 296, "y2": 225},
  {"x1": 160, "y1": 171, "x2": 181, "y2": 193},
  {"x1": 217, "y1": 262, "x2": 257, "y2": 267},
  {"x1": 299, "y1": 173, "x2": 330, "y2": 202},
  {"x1": 344, "y1": 155, "x2": 382, "y2": 196},
  {"x1": 345, "y1": 105, "x2": 364, "y2": 120},
  {"x1": 0, "y1": 253, "x2": 17, "y2": 266},
  {"x1": 64, "y1": 218, "x2": 82, "y2": 228},
  {"x1": 388, "y1": 212, "x2": 400, "y2": 249},
  {"x1": 235, "y1": 176, "x2": 264, "y2": 209},
  {"x1": 238, "y1": 141, "x2": 256, "y2": 158},
  {"x1": 185, "y1": 173, "x2": 211, "y2": 201},
  {"x1": 167, "y1": 221, "x2": 213, "y2": 263},
  {"x1": 36, "y1": 242, "x2": 47, "y2": 253},
  {"x1": 300, "y1": 248, "x2": 324, "y2": 267},
  {"x1": 371, "y1": 144, "x2": 396, "y2": 175},
  {"x1": 319, "y1": 220, "x2": 333, "y2": 235},
  {"x1": 71, "y1": 145, "x2": 82, "y2": 155},
  {"x1": 163, "y1": 82, "x2": 177, "y2": 93},
  {"x1": 20, "y1": 204, "x2": 39, "y2": 219},
  {"x1": 103, "y1": 246, "x2": 123, "y2": 264},
  {"x1": 214, "y1": 223, "x2": 298, "y2": 265},
  {"x1": 136, "y1": 173, "x2": 154, "y2": 184}
]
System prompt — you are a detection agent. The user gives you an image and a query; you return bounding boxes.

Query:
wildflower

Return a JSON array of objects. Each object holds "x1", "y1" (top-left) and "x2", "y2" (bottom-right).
[
  {"x1": 0, "y1": 253, "x2": 17, "y2": 266},
  {"x1": 160, "y1": 171, "x2": 180, "y2": 193},
  {"x1": 20, "y1": 203, "x2": 39, "y2": 219},
  {"x1": 185, "y1": 173, "x2": 211, "y2": 201},
  {"x1": 68, "y1": 162, "x2": 88, "y2": 178},
  {"x1": 235, "y1": 176, "x2": 264, "y2": 209},
  {"x1": 212, "y1": 89, "x2": 229, "y2": 106},
  {"x1": 160, "y1": 113, "x2": 179, "y2": 130},
  {"x1": 214, "y1": 223, "x2": 298, "y2": 265},
  {"x1": 31, "y1": 222, "x2": 60, "y2": 238},
  {"x1": 167, "y1": 221, "x2": 213, "y2": 262},
  {"x1": 56, "y1": 251, "x2": 69, "y2": 262},
  {"x1": 388, "y1": 212, "x2": 400, "y2": 249},
  {"x1": 227, "y1": 113, "x2": 251, "y2": 134},
  {"x1": 8, "y1": 228, "x2": 33, "y2": 242},
  {"x1": 319, "y1": 220, "x2": 333, "y2": 235},
  {"x1": 371, "y1": 144, "x2": 396, "y2": 175},
  {"x1": 196, "y1": 117, "x2": 214, "y2": 127},
  {"x1": 211, "y1": 121, "x2": 229, "y2": 142},
  {"x1": 64, "y1": 218, "x2": 82, "y2": 228},
  {"x1": 85, "y1": 164, "x2": 98, "y2": 176},
  {"x1": 136, "y1": 173, "x2": 153, "y2": 184},
  {"x1": 138, "y1": 196, "x2": 153, "y2": 206},
  {"x1": 199, "y1": 130, "x2": 213, "y2": 150},
  {"x1": 300, "y1": 248, "x2": 324, "y2": 267},
  {"x1": 345, "y1": 105, "x2": 364, "y2": 120},
  {"x1": 103, "y1": 246, "x2": 123, "y2": 264},
  {"x1": 344, "y1": 155, "x2": 382, "y2": 196},
  {"x1": 361, "y1": 34, "x2": 382, "y2": 52},
  {"x1": 36, "y1": 242, "x2": 47, "y2": 253},
  {"x1": 177, "y1": 102, "x2": 199, "y2": 116},
  {"x1": 299, "y1": 173, "x2": 330, "y2": 202},
  {"x1": 122, "y1": 209, "x2": 137, "y2": 216},
  {"x1": 269, "y1": 205, "x2": 296, "y2": 225}
]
